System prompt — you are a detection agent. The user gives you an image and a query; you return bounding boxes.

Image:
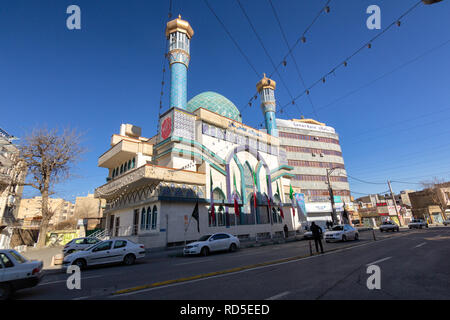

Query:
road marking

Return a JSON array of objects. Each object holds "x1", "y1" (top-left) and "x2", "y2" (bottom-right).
[
  {"x1": 415, "y1": 242, "x2": 426, "y2": 248},
  {"x1": 173, "y1": 260, "x2": 212, "y2": 266},
  {"x1": 110, "y1": 234, "x2": 412, "y2": 298},
  {"x1": 266, "y1": 291, "x2": 290, "y2": 300},
  {"x1": 366, "y1": 256, "x2": 392, "y2": 266},
  {"x1": 38, "y1": 275, "x2": 103, "y2": 286}
]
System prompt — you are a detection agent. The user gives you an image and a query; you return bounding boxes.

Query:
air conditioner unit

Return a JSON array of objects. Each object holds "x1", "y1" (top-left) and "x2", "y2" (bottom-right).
[{"x1": 312, "y1": 153, "x2": 316, "y2": 157}]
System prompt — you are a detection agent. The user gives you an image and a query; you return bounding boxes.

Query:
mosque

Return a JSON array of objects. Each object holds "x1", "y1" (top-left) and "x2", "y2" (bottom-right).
[{"x1": 95, "y1": 15, "x2": 327, "y2": 248}]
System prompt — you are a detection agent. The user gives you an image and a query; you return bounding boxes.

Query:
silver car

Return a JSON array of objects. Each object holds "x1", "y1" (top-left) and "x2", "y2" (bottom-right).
[
  {"x1": 325, "y1": 224, "x2": 359, "y2": 242},
  {"x1": 63, "y1": 237, "x2": 101, "y2": 256},
  {"x1": 62, "y1": 238, "x2": 146, "y2": 270},
  {"x1": 379, "y1": 221, "x2": 400, "y2": 232}
]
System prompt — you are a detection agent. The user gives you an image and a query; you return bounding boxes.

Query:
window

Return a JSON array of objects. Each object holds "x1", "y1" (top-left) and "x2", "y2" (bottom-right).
[
  {"x1": 140, "y1": 208, "x2": 146, "y2": 230},
  {"x1": 131, "y1": 158, "x2": 136, "y2": 169},
  {"x1": 152, "y1": 206, "x2": 158, "y2": 229},
  {"x1": 9, "y1": 251, "x2": 27, "y2": 263},
  {"x1": 0, "y1": 253, "x2": 14, "y2": 268},
  {"x1": 120, "y1": 164, "x2": 124, "y2": 174},
  {"x1": 216, "y1": 233, "x2": 230, "y2": 239},
  {"x1": 87, "y1": 238, "x2": 99, "y2": 245},
  {"x1": 114, "y1": 240, "x2": 127, "y2": 249},
  {"x1": 75, "y1": 239, "x2": 85, "y2": 244},
  {"x1": 127, "y1": 160, "x2": 131, "y2": 170},
  {"x1": 146, "y1": 207, "x2": 152, "y2": 230},
  {"x1": 93, "y1": 241, "x2": 112, "y2": 252}
]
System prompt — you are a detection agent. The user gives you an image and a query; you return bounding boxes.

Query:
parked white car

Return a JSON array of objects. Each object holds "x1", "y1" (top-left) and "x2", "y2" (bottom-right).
[
  {"x1": 183, "y1": 233, "x2": 240, "y2": 256},
  {"x1": 62, "y1": 238, "x2": 146, "y2": 270},
  {"x1": 303, "y1": 225, "x2": 326, "y2": 240},
  {"x1": 325, "y1": 224, "x2": 359, "y2": 242},
  {"x1": 63, "y1": 237, "x2": 101, "y2": 256},
  {"x1": 0, "y1": 249, "x2": 43, "y2": 300},
  {"x1": 443, "y1": 219, "x2": 450, "y2": 226},
  {"x1": 379, "y1": 221, "x2": 400, "y2": 232},
  {"x1": 408, "y1": 219, "x2": 428, "y2": 229}
]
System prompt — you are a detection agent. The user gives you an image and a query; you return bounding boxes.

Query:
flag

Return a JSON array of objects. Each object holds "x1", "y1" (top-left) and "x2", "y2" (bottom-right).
[
  {"x1": 289, "y1": 184, "x2": 295, "y2": 217},
  {"x1": 191, "y1": 201, "x2": 200, "y2": 232},
  {"x1": 253, "y1": 172, "x2": 257, "y2": 211},
  {"x1": 210, "y1": 171, "x2": 215, "y2": 224},
  {"x1": 234, "y1": 196, "x2": 240, "y2": 217},
  {"x1": 276, "y1": 182, "x2": 280, "y2": 197},
  {"x1": 280, "y1": 206, "x2": 284, "y2": 219}
]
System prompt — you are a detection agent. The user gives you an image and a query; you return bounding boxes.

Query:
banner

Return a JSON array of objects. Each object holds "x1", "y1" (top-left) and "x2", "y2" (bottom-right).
[{"x1": 294, "y1": 193, "x2": 308, "y2": 223}]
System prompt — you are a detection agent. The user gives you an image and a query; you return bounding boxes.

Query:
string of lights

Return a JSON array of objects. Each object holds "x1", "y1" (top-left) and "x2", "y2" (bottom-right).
[
  {"x1": 236, "y1": 0, "x2": 302, "y2": 116},
  {"x1": 277, "y1": 0, "x2": 424, "y2": 115},
  {"x1": 241, "y1": 0, "x2": 332, "y2": 114},
  {"x1": 268, "y1": 0, "x2": 319, "y2": 118}
]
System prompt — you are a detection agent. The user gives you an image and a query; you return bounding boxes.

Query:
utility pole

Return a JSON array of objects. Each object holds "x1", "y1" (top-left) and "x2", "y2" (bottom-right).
[
  {"x1": 327, "y1": 168, "x2": 338, "y2": 224},
  {"x1": 387, "y1": 180, "x2": 402, "y2": 226}
]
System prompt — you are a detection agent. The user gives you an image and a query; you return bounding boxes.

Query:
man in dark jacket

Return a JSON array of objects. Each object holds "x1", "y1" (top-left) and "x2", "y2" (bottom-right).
[{"x1": 310, "y1": 222, "x2": 324, "y2": 254}]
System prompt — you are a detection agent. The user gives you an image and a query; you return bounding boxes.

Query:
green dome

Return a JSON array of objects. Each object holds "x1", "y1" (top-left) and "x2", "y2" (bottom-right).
[{"x1": 187, "y1": 91, "x2": 242, "y2": 122}]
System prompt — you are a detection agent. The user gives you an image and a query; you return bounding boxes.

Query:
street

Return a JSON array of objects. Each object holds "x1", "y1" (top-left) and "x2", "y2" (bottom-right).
[{"x1": 13, "y1": 226, "x2": 450, "y2": 300}]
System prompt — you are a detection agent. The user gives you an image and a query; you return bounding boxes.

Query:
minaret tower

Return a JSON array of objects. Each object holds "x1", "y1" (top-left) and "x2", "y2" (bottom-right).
[
  {"x1": 256, "y1": 74, "x2": 278, "y2": 137},
  {"x1": 165, "y1": 15, "x2": 194, "y2": 110}
]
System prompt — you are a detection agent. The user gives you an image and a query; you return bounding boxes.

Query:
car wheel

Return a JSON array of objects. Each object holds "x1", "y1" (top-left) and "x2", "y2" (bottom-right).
[
  {"x1": 200, "y1": 246, "x2": 209, "y2": 257},
  {"x1": 354, "y1": 233, "x2": 359, "y2": 241},
  {"x1": 325, "y1": 240, "x2": 330, "y2": 243},
  {"x1": 426, "y1": 225, "x2": 429, "y2": 228},
  {"x1": 380, "y1": 229, "x2": 383, "y2": 232},
  {"x1": 229, "y1": 243, "x2": 237, "y2": 253},
  {"x1": 123, "y1": 254, "x2": 136, "y2": 266},
  {"x1": 0, "y1": 283, "x2": 12, "y2": 300},
  {"x1": 73, "y1": 259, "x2": 87, "y2": 270},
  {"x1": 342, "y1": 235, "x2": 347, "y2": 242}
]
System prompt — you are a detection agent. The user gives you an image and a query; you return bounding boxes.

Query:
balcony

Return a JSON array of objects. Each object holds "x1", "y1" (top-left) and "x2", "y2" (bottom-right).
[{"x1": 98, "y1": 137, "x2": 153, "y2": 168}]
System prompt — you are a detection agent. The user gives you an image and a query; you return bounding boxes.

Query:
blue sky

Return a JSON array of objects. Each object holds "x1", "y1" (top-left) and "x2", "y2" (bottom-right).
[{"x1": 1, "y1": 0, "x2": 449, "y2": 201}]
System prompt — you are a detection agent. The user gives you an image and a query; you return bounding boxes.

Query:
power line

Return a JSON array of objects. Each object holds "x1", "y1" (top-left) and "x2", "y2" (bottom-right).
[
  {"x1": 241, "y1": 0, "x2": 332, "y2": 113},
  {"x1": 236, "y1": 0, "x2": 302, "y2": 116},
  {"x1": 203, "y1": 0, "x2": 260, "y2": 78},
  {"x1": 346, "y1": 174, "x2": 386, "y2": 185},
  {"x1": 317, "y1": 38, "x2": 450, "y2": 113},
  {"x1": 268, "y1": 0, "x2": 318, "y2": 118},
  {"x1": 278, "y1": 0, "x2": 424, "y2": 115}
]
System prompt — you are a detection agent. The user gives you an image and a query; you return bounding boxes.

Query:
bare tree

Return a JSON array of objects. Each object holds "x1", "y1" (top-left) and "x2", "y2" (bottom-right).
[
  {"x1": 421, "y1": 177, "x2": 449, "y2": 222},
  {"x1": 17, "y1": 127, "x2": 85, "y2": 247}
]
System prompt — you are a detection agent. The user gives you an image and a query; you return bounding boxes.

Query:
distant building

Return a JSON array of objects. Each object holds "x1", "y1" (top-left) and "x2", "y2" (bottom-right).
[
  {"x1": 277, "y1": 118, "x2": 351, "y2": 224},
  {"x1": 73, "y1": 194, "x2": 106, "y2": 230},
  {"x1": 409, "y1": 183, "x2": 450, "y2": 224},
  {"x1": 0, "y1": 128, "x2": 26, "y2": 227},
  {"x1": 16, "y1": 197, "x2": 75, "y2": 229}
]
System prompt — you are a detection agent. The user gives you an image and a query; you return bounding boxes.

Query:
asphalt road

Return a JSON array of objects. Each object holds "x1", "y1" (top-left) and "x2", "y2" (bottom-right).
[{"x1": 13, "y1": 226, "x2": 450, "y2": 300}]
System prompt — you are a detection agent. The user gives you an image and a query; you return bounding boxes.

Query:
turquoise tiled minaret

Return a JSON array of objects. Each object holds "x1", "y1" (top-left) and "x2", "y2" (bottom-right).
[
  {"x1": 257, "y1": 74, "x2": 278, "y2": 137},
  {"x1": 165, "y1": 15, "x2": 194, "y2": 110}
]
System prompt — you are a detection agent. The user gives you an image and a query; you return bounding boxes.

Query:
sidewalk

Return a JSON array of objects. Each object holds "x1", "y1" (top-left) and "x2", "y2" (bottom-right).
[{"x1": 21, "y1": 246, "x2": 64, "y2": 273}]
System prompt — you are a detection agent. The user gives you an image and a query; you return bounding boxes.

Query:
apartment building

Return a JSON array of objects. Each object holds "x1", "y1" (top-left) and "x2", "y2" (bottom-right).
[{"x1": 277, "y1": 118, "x2": 351, "y2": 224}]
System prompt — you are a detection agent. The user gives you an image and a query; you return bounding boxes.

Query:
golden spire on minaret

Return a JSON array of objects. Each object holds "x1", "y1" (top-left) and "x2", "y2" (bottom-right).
[
  {"x1": 256, "y1": 73, "x2": 276, "y2": 92},
  {"x1": 165, "y1": 14, "x2": 194, "y2": 39}
]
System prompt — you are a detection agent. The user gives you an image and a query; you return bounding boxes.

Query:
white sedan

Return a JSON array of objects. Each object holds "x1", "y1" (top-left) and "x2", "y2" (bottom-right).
[
  {"x1": 63, "y1": 237, "x2": 101, "y2": 256},
  {"x1": 325, "y1": 224, "x2": 359, "y2": 242},
  {"x1": 379, "y1": 221, "x2": 400, "y2": 232},
  {"x1": 0, "y1": 249, "x2": 43, "y2": 300},
  {"x1": 183, "y1": 233, "x2": 240, "y2": 256},
  {"x1": 62, "y1": 238, "x2": 146, "y2": 270}
]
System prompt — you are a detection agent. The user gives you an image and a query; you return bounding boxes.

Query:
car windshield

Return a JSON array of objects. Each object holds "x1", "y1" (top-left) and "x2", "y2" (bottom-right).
[
  {"x1": 9, "y1": 250, "x2": 27, "y2": 263},
  {"x1": 85, "y1": 241, "x2": 103, "y2": 251},
  {"x1": 198, "y1": 235, "x2": 212, "y2": 242},
  {"x1": 332, "y1": 226, "x2": 344, "y2": 231}
]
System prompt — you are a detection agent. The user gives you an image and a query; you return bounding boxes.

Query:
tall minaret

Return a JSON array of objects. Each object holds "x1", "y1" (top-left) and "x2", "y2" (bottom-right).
[
  {"x1": 256, "y1": 74, "x2": 278, "y2": 137},
  {"x1": 165, "y1": 15, "x2": 194, "y2": 110}
]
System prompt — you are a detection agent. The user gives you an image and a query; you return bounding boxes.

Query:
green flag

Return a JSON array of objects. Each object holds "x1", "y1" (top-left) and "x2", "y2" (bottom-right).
[
  {"x1": 289, "y1": 184, "x2": 294, "y2": 200},
  {"x1": 233, "y1": 171, "x2": 237, "y2": 193},
  {"x1": 276, "y1": 181, "x2": 280, "y2": 197}
]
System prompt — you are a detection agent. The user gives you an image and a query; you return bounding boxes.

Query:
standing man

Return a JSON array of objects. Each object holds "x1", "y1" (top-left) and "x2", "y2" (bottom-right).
[{"x1": 310, "y1": 222, "x2": 324, "y2": 254}]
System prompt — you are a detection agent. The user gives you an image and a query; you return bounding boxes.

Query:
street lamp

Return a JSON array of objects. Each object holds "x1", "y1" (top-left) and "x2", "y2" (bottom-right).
[{"x1": 326, "y1": 167, "x2": 343, "y2": 225}]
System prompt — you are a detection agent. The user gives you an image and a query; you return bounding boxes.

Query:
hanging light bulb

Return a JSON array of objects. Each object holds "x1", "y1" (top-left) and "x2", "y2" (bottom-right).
[
  {"x1": 306, "y1": 90, "x2": 310, "y2": 95},
  {"x1": 301, "y1": 36, "x2": 306, "y2": 43},
  {"x1": 325, "y1": 6, "x2": 330, "y2": 13},
  {"x1": 292, "y1": 100, "x2": 295, "y2": 105},
  {"x1": 396, "y1": 21, "x2": 401, "y2": 27},
  {"x1": 343, "y1": 61, "x2": 348, "y2": 67},
  {"x1": 322, "y1": 77, "x2": 326, "y2": 83},
  {"x1": 282, "y1": 60, "x2": 287, "y2": 67},
  {"x1": 367, "y1": 43, "x2": 372, "y2": 49}
]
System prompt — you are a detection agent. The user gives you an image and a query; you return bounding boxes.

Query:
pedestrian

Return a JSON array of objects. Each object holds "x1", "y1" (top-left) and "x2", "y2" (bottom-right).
[
  {"x1": 310, "y1": 222, "x2": 324, "y2": 254},
  {"x1": 283, "y1": 224, "x2": 289, "y2": 238}
]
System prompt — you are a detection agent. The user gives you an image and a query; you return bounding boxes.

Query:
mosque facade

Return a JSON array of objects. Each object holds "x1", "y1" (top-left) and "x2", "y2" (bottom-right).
[{"x1": 95, "y1": 16, "x2": 334, "y2": 248}]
